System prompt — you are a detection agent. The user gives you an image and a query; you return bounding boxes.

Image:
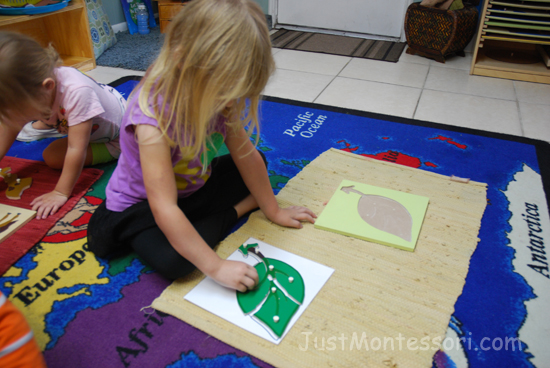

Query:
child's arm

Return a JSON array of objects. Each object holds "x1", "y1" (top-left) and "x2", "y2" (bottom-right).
[
  {"x1": 225, "y1": 126, "x2": 316, "y2": 228},
  {"x1": 138, "y1": 124, "x2": 259, "y2": 291},
  {"x1": 0, "y1": 123, "x2": 19, "y2": 163},
  {"x1": 31, "y1": 120, "x2": 92, "y2": 219}
]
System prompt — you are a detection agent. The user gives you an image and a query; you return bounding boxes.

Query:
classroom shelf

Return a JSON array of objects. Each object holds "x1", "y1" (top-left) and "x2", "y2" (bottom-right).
[
  {"x1": 470, "y1": 0, "x2": 550, "y2": 83},
  {"x1": 154, "y1": 0, "x2": 189, "y2": 33},
  {"x1": 0, "y1": 0, "x2": 95, "y2": 72}
]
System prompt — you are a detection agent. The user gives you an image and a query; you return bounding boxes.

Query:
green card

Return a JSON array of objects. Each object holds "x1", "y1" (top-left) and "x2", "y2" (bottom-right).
[{"x1": 315, "y1": 180, "x2": 429, "y2": 251}]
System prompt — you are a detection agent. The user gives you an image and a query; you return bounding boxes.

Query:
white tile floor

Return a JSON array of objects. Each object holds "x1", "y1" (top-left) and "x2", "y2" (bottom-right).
[{"x1": 87, "y1": 47, "x2": 550, "y2": 142}]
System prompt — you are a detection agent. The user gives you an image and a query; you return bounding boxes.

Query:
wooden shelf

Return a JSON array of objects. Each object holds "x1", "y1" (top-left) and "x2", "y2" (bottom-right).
[
  {"x1": 470, "y1": 0, "x2": 550, "y2": 83},
  {"x1": 473, "y1": 45, "x2": 550, "y2": 83},
  {"x1": 154, "y1": 0, "x2": 188, "y2": 33},
  {"x1": 0, "y1": 0, "x2": 95, "y2": 72},
  {"x1": 0, "y1": 0, "x2": 84, "y2": 26}
]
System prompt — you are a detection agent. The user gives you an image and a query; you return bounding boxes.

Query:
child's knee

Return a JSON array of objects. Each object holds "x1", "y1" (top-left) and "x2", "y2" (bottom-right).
[
  {"x1": 42, "y1": 141, "x2": 66, "y2": 169},
  {"x1": 159, "y1": 258, "x2": 197, "y2": 280}
]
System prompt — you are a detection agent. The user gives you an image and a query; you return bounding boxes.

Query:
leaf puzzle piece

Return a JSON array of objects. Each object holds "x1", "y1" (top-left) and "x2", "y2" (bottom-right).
[
  {"x1": 342, "y1": 185, "x2": 413, "y2": 242},
  {"x1": 0, "y1": 167, "x2": 33, "y2": 200},
  {"x1": 236, "y1": 243, "x2": 305, "y2": 339}
]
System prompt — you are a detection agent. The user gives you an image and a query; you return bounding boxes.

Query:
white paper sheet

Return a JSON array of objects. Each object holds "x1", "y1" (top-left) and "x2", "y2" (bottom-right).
[{"x1": 184, "y1": 237, "x2": 334, "y2": 344}]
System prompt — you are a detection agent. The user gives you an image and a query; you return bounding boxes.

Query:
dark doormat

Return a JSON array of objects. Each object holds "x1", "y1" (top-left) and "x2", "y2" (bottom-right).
[{"x1": 271, "y1": 29, "x2": 407, "y2": 62}]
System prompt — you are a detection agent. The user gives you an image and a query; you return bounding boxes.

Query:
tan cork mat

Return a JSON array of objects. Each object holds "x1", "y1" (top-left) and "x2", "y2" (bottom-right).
[{"x1": 152, "y1": 148, "x2": 488, "y2": 368}]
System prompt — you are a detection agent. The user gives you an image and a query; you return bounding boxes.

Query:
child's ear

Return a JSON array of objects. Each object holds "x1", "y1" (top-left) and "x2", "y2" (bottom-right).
[{"x1": 42, "y1": 77, "x2": 56, "y2": 92}]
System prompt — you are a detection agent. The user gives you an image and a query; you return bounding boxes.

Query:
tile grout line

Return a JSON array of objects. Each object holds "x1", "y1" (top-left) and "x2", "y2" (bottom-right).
[
  {"x1": 322, "y1": 75, "x2": 425, "y2": 91},
  {"x1": 513, "y1": 81, "x2": 526, "y2": 138},
  {"x1": 421, "y1": 87, "x2": 519, "y2": 103},
  {"x1": 412, "y1": 63, "x2": 431, "y2": 119},
  {"x1": 312, "y1": 58, "x2": 354, "y2": 103}
]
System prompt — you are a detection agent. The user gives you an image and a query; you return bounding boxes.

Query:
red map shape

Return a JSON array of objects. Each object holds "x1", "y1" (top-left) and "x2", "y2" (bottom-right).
[
  {"x1": 338, "y1": 140, "x2": 438, "y2": 168},
  {"x1": 428, "y1": 135, "x2": 467, "y2": 149},
  {"x1": 364, "y1": 150, "x2": 421, "y2": 168}
]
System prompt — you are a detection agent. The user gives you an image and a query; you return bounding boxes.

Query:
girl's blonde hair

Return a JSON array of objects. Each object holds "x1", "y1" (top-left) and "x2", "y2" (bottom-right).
[
  {"x1": 136, "y1": 0, "x2": 275, "y2": 164},
  {"x1": 0, "y1": 31, "x2": 61, "y2": 123}
]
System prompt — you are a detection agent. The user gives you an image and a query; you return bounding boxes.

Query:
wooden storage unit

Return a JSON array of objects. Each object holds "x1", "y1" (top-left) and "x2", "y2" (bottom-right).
[
  {"x1": 0, "y1": 0, "x2": 95, "y2": 72},
  {"x1": 156, "y1": 0, "x2": 188, "y2": 33},
  {"x1": 470, "y1": 0, "x2": 550, "y2": 84}
]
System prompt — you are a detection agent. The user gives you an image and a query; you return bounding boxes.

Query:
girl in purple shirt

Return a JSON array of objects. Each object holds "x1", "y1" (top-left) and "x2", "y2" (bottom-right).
[{"x1": 88, "y1": 0, "x2": 316, "y2": 292}]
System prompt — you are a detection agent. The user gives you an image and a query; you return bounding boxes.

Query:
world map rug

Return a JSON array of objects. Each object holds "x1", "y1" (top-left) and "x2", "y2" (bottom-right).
[{"x1": 0, "y1": 76, "x2": 549, "y2": 368}]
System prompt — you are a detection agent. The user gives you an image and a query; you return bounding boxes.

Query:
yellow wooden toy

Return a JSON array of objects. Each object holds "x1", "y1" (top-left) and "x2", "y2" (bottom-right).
[{"x1": 0, "y1": 167, "x2": 33, "y2": 200}]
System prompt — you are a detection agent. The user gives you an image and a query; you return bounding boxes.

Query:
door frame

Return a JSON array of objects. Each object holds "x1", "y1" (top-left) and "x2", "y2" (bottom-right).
[{"x1": 269, "y1": 0, "x2": 413, "y2": 42}]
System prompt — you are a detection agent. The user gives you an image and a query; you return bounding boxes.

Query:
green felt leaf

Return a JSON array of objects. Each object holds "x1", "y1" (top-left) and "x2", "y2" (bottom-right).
[
  {"x1": 237, "y1": 258, "x2": 305, "y2": 338},
  {"x1": 237, "y1": 259, "x2": 270, "y2": 314},
  {"x1": 254, "y1": 287, "x2": 301, "y2": 338}
]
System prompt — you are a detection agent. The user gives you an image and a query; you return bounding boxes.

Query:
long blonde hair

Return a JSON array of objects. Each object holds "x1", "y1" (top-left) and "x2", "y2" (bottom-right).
[
  {"x1": 135, "y1": 0, "x2": 275, "y2": 165},
  {"x1": 0, "y1": 31, "x2": 61, "y2": 124}
]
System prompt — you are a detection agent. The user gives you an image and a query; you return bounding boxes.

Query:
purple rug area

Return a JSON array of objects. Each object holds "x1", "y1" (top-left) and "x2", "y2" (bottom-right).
[{"x1": 42, "y1": 272, "x2": 269, "y2": 368}]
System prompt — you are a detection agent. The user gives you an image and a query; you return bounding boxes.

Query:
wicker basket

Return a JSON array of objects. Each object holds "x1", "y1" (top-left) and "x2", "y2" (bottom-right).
[{"x1": 404, "y1": 3, "x2": 478, "y2": 63}]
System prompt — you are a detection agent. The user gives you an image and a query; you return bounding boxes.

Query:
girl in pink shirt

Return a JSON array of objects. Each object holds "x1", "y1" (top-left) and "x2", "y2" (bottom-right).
[{"x1": 0, "y1": 31, "x2": 125, "y2": 219}]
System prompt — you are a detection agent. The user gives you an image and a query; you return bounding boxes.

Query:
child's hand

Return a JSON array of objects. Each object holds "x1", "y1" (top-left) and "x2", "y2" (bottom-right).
[
  {"x1": 269, "y1": 206, "x2": 317, "y2": 229},
  {"x1": 31, "y1": 191, "x2": 68, "y2": 219},
  {"x1": 209, "y1": 260, "x2": 259, "y2": 292}
]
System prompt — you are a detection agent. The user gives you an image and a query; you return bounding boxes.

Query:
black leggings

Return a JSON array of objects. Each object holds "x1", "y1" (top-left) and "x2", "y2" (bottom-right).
[{"x1": 88, "y1": 153, "x2": 266, "y2": 279}]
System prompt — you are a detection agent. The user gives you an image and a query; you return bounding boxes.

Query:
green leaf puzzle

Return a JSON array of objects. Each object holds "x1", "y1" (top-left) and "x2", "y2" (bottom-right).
[{"x1": 236, "y1": 243, "x2": 305, "y2": 339}]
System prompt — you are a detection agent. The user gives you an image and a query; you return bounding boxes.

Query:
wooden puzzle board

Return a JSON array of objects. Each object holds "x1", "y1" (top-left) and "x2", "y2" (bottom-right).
[
  {"x1": 0, "y1": 203, "x2": 36, "y2": 244},
  {"x1": 153, "y1": 148, "x2": 488, "y2": 368},
  {"x1": 315, "y1": 179, "x2": 430, "y2": 251}
]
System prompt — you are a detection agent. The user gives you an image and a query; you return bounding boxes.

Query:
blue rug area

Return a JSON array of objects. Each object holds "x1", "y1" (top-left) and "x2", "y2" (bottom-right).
[
  {"x1": 259, "y1": 97, "x2": 550, "y2": 368},
  {"x1": 258, "y1": 97, "x2": 550, "y2": 368},
  {"x1": 3, "y1": 76, "x2": 549, "y2": 368},
  {"x1": 6, "y1": 137, "x2": 58, "y2": 161}
]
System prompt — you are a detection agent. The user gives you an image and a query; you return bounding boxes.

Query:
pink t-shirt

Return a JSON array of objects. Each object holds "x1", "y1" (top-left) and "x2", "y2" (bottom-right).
[
  {"x1": 43, "y1": 67, "x2": 126, "y2": 157},
  {"x1": 105, "y1": 90, "x2": 227, "y2": 212}
]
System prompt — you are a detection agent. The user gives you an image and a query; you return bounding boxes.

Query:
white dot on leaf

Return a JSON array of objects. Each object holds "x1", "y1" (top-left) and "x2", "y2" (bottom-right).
[
  {"x1": 271, "y1": 287, "x2": 276, "y2": 293},
  {"x1": 273, "y1": 315, "x2": 279, "y2": 323},
  {"x1": 269, "y1": 265, "x2": 274, "y2": 271},
  {"x1": 288, "y1": 277, "x2": 294, "y2": 283}
]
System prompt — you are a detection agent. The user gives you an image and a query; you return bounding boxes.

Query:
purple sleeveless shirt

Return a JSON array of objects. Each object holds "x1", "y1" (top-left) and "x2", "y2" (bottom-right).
[{"x1": 105, "y1": 91, "x2": 227, "y2": 212}]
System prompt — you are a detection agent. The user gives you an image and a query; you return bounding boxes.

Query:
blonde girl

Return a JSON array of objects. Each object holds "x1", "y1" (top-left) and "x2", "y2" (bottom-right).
[
  {"x1": 87, "y1": 0, "x2": 316, "y2": 291},
  {"x1": 0, "y1": 31, "x2": 125, "y2": 219}
]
